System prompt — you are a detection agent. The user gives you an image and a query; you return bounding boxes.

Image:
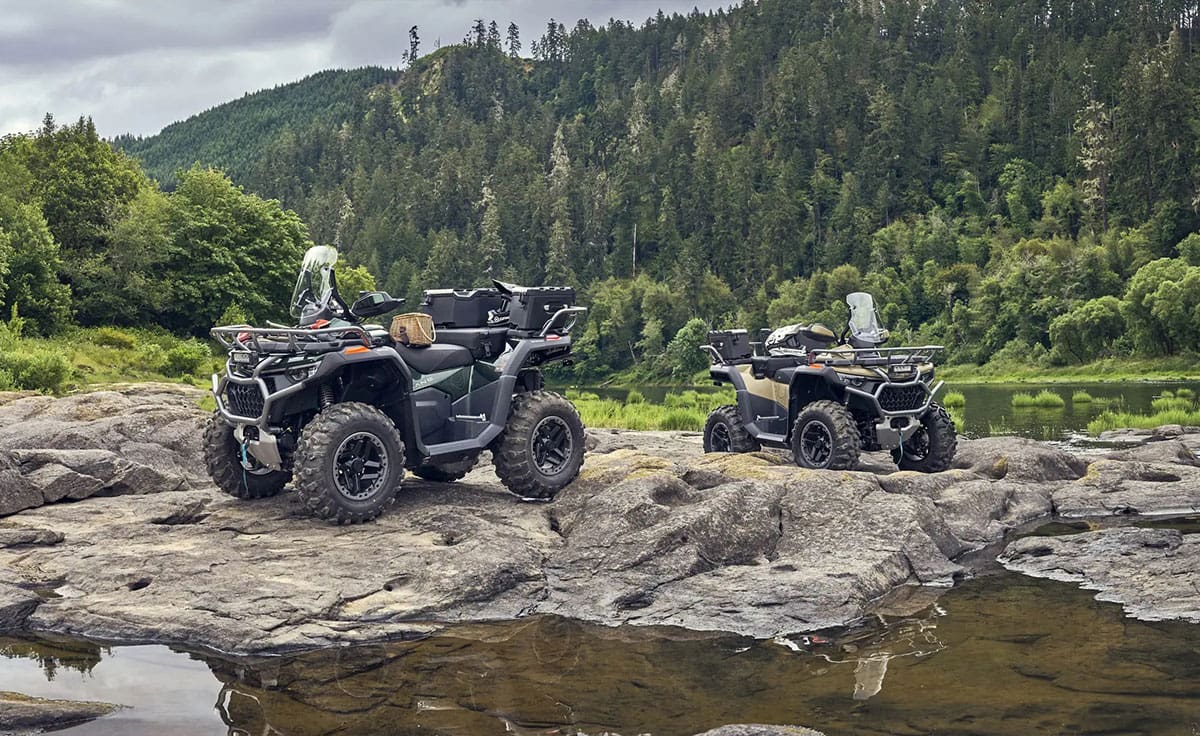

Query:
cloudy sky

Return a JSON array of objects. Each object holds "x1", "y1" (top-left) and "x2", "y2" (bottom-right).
[{"x1": 0, "y1": 0, "x2": 731, "y2": 139}]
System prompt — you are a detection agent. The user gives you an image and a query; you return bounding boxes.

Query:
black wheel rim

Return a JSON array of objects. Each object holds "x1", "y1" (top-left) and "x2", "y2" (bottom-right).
[
  {"x1": 710, "y1": 422, "x2": 733, "y2": 452},
  {"x1": 531, "y1": 416, "x2": 574, "y2": 476},
  {"x1": 333, "y1": 432, "x2": 389, "y2": 500},
  {"x1": 799, "y1": 420, "x2": 834, "y2": 467},
  {"x1": 905, "y1": 427, "x2": 930, "y2": 461}
]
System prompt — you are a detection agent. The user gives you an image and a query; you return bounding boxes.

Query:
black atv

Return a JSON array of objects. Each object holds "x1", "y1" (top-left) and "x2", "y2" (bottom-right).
[
  {"x1": 702, "y1": 292, "x2": 956, "y2": 472},
  {"x1": 204, "y1": 245, "x2": 587, "y2": 523}
]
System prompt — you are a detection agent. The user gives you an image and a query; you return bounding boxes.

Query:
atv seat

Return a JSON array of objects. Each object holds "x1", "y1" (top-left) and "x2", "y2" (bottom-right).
[
  {"x1": 395, "y1": 343, "x2": 474, "y2": 374},
  {"x1": 752, "y1": 354, "x2": 802, "y2": 379},
  {"x1": 435, "y1": 327, "x2": 510, "y2": 360}
]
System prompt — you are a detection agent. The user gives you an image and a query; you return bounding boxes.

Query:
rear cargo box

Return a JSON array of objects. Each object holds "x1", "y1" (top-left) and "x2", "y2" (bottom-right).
[
  {"x1": 420, "y1": 289, "x2": 505, "y2": 328},
  {"x1": 708, "y1": 330, "x2": 752, "y2": 363},
  {"x1": 503, "y1": 286, "x2": 576, "y2": 331}
]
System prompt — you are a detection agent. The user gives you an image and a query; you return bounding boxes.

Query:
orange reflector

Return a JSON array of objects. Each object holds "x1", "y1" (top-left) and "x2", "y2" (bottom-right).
[{"x1": 343, "y1": 346, "x2": 369, "y2": 355}]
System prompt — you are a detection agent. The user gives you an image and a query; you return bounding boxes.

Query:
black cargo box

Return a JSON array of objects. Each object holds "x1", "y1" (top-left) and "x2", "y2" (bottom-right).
[
  {"x1": 502, "y1": 286, "x2": 576, "y2": 331},
  {"x1": 708, "y1": 330, "x2": 752, "y2": 363},
  {"x1": 420, "y1": 288, "x2": 505, "y2": 328}
]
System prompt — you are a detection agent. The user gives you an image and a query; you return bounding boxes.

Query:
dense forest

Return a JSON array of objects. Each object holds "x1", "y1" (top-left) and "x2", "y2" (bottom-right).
[{"x1": 4, "y1": 0, "x2": 1200, "y2": 385}]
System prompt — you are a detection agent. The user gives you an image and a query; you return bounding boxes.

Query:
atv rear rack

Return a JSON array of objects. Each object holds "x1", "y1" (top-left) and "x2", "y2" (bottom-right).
[{"x1": 211, "y1": 325, "x2": 372, "y2": 354}]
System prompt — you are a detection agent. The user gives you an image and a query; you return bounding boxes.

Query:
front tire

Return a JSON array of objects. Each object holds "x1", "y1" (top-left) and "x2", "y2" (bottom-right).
[
  {"x1": 293, "y1": 402, "x2": 406, "y2": 523},
  {"x1": 202, "y1": 412, "x2": 290, "y2": 499},
  {"x1": 791, "y1": 400, "x2": 860, "y2": 470},
  {"x1": 703, "y1": 405, "x2": 760, "y2": 453},
  {"x1": 413, "y1": 455, "x2": 478, "y2": 483},
  {"x1": 492, "y1": 391, "x2": 584, "y2": 501},
  {"x1": 893, "y1": 403, "x2": 957, "y2": 473}
]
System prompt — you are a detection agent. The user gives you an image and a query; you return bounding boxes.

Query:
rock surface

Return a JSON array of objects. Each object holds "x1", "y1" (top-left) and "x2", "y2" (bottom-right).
[
  {"x1": 1, "y1": 387, "x2": 1199, "y2": 654},
  {"x1": 1001, "y1": 527, "x2": 1200, "y2": 623},
  {"x1": 0, "y1": 385, "x2": 207, "y2": 517},
  {"x1": 694, "y1": 726, "x2": 824, "y2": 736},
  {"x1": 0, "y1": 691, "x2": 119, "y2": 731}
]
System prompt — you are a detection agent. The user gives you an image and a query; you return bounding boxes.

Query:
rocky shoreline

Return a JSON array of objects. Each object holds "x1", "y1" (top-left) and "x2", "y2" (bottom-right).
[{"x1": 0, "y1": 386, "x2": 1197, "y2": 660}]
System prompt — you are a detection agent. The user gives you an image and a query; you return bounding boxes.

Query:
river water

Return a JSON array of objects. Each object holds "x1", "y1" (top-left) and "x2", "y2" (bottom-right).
[
  {"x1": 581, "y1": 381, "x2": 1200, "y2": 442},
  {"x1": 5, "y1": 563, "x2": 1200, "y2": 735}
]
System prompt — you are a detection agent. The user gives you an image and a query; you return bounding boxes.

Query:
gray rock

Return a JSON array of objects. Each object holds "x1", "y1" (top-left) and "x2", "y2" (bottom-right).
[
  {"x1": 1001, "y1": 527, "x2": 1200, "y2": 624},
  {"x1": 694, "y1": 727, "x2": 824, "y2": 736},
  {"x1": 952, "y1": 436, "x2": 1087, "y2": 481},
  {"x1": 1053, "y1": 459, "x2": 1200, "y2": 517},
  {"x1": 0, "y1": 691, "x2": 119, "y2": 731},
  {"x1": 1104, "y1": 439, "x2": 1199, "y2": 467}
]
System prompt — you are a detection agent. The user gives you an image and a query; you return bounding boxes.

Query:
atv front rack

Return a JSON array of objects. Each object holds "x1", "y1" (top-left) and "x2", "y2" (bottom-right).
[
  {"x1": 211, "y1": 325, "x2": 372, "y2": 354},
  {"x1": 808, "y1": 345, "x2": 944, "y2": 368}
]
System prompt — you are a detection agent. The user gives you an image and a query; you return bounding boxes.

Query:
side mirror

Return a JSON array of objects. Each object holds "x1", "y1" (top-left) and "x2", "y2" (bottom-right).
[{"x1": 351, "y1": 291, "x2": 405, "y2": 318}]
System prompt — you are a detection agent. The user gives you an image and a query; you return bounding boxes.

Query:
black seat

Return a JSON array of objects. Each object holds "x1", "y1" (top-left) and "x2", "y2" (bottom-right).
[
  {"x1": 395, "y1": 343, "x2": 474, "y2": 374},
  {"x1": 435, "y1": 327, "x2": 510, "y2": 359},
  {"x1": 752, "y1": 355, "x2": 802, "y2": 379}
]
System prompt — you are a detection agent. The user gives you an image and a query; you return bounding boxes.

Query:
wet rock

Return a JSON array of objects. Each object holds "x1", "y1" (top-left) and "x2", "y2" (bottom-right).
[
  {"x1": 0, "y1": 385, "x2": 206, "y2": 517},
  {"x1": 1103, "y1": 439, "x2": 1200, "y2": 467},
  {"x1": 952, "y1": 436, "x2": 1087, "y2": 482},
  {"x1": 0, "y1": 691, "x2": 120, "y2": 731},
  {"x1": 0, "y1": 582, "x2": 38, "y2": 630},
  {"x1": 1001, "y1": 527, "x2": 1200, "y2": 624},
  {"x1": 1053, "y1": 459, "x2": 1200, "y2": 517}
]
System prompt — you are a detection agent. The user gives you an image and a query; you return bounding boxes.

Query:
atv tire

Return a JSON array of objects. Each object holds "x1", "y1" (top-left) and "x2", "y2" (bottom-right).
[
  {"x1": 703, "y1": 405, "x2": 760, "y2": 453},
  {"x1": 492, "y1": 390, "x2": 584, "y2": 501},
  {"x1": 413, "y1": 455, "x2": 478, "y2": 483},
  {"x1": 893, "y1": 403, "x2": 957, "y2": 473},
  {"x1": 202, "y1": 412, "x2": 290, "y2": 499},
  {"x1": 293, "y1": 402, "x2": 406, "y2": 523},
  {"x1": 791, "y1": 400, "x2": 860, "y2": 470}
]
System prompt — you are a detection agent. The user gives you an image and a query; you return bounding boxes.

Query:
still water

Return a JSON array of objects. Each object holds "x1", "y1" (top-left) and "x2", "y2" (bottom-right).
[
  {"x1": 5, "y1": 570, "x2": 1200, "y2": 735},
  {"x1": 580, "y1": 382, "x2": 1200, "y2": 442}
]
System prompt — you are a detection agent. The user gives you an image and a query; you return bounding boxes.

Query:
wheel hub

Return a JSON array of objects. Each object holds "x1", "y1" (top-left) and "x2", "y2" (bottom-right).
[
  {"x1": 710, "y1": 422, "x2": 732, "y2": 452},
  {"x1": 799, "y1": 420, "x2": 834, "y2": 467},
  {"x1": 333, "y1": 432, "x2": 389, "y2": 500},
  {"x1": 531, "y1": 416, "x2": 574, "y2": 476}
]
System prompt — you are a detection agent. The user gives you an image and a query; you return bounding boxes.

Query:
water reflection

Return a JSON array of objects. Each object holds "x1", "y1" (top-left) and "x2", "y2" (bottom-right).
[{"x1": 5, "y1": 573, "x2": 1200, "y2": 735}]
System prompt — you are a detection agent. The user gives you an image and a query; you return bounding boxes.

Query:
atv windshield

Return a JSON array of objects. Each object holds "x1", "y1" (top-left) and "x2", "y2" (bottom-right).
[
  {"x1": 290, "y1": 246, "x2": 339, "y2": 318},
  {"x1": 846, "y1": 292, "x2": 886, "y2": 342}
]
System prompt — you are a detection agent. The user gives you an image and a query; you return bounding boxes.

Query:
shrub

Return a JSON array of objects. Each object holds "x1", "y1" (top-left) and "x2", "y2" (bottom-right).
[
  {"x1": 0, "y1": 368, "x2": 14, "y2": 391},
  {"x1": 217, "y1": 303, "x2": 250, "y2": 327},
  {"x1": 660, "y1": 408, "x2": 706, "y2": 431},
  {"x1": 942, "y1": 391, "x2": 966, "y2": 408},
  {"x1": 1071, "y1": 390, "x2": 1094, "y2": 403},
  {"x1": 135, "y1": 343, "x2": 168, "y2": 374},
  {"x1": 164, "y1": 339, "x2": 212, "y2": 377},
  {"x1": 1176, "y1": 388, "x2": 1196, "y2": 400},
  {"x1": 92, "y1": 327, "x2": 138, "y2": 350},
  {"x1": 625, "y1": 389, "x2": 646, "y2": 404},
  {"x1": 0, "y1": 347, "x2": 73, "y2": 393},
  {"x1": 1012, "y1": 390, "x2": 1065, "y2": 408}
]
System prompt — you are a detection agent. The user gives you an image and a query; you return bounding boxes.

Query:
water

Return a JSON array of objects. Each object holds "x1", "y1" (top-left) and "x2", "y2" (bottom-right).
[
  {"x1": 575, "y1": 382, "x2": 1200, "y2": 443},
  {"x1": 6, "y1": 571, "x2": 1200, "y2": 735}
]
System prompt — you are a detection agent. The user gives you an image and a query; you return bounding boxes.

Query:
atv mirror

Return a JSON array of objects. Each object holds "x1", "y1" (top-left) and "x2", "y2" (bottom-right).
[{"x1": 351, "y1": 291, "x2": 405, "y2": 318}]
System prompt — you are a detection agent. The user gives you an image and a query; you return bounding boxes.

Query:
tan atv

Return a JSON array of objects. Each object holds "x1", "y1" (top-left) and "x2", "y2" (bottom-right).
[{"x1": 702, "y1": 293, "x2": 956, "y2": 472}]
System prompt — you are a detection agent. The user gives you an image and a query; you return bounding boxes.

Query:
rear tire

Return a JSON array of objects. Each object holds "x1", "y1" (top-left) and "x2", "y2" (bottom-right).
[
  {"x1": 492, "y1": 391, "x2": 584, "y2": 501},
  {"x1": 791, "y1": 400, "x2": 860, "y2": 470},
  {"x1": 202, "y1": 412, "x2": 290, "y2": 499},
  {"x1": 413, "y1": 455, "x2": 478, "y2": 483},
  {"x1": 703, "y1": 405, "x2": 760, "y2": 453},
  {"x1": 293, "y1": 402, "x2": 405, "y2": 523},
  {"x1": 893, "y1": 403, "x2": 957, "y2": 473}
]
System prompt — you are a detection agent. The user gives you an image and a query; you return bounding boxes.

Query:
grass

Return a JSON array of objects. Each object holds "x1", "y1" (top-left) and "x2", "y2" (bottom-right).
[
  {"x1": 1011, "y1": 390, "x2": 1066, "y2": 408},
  {"x1": 1071, "y1": 390, "x2": 1094, "y2": 403},
  {"x1": 942, "y1": 391, "x2": 966, "y2": 408},
  {"x1": 0, "y1": 323, "x2": 220, "y2": 395},
  {"x1": 565, "y1": 387, "x2": 735, "y2": 432},
  {"x1": 940, "y1": 356, "x2": 1200, "y2": 384},
  {"x1": 1087, "y1": 391, "x2": 1200, "y2": 435}
]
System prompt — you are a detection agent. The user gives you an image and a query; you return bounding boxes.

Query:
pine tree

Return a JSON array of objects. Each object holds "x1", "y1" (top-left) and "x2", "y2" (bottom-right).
[{"x1": 507, "y1": 22, "x2": 521, "y2": 58}]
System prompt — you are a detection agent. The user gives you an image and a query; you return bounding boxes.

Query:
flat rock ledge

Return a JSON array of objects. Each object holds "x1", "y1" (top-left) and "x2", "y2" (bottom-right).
[
  {"x1": 1001, "y1": 527, "x2": 1200, "y2": 623},
  {"x1": 0, "y1": 691, "x2": 120, "y2": 733},
  {"x1": 0, "y1": 388, "x2": 1197, "y2": 655}
]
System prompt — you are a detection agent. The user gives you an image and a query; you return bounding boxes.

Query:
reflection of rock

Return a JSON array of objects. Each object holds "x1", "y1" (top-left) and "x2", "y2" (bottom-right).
[
  {"x1": 1001, "y1": 527, "x2": 1200, "y2": 623},
  {"x1": 0, "y1": 690, "x2": 120, "y2": 731},
  {"x1": 852, "y1": 656, "x2": 889, "y2": 700},
  {"x1": 695, "y1": 726, "x2": 824, "y2": 736},
  {"x1": 1, "y1": 389, "x2": 1199, "y2": 653}
]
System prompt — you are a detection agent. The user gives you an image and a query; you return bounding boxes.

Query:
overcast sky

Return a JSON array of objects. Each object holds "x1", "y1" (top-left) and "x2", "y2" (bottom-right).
[{"x1": 0, "y1": 0, "x2": 731, "y2": 139}]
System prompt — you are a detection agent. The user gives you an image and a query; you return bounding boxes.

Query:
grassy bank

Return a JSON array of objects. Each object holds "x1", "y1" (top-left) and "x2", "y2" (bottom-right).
[
  {"x1": 0, "y1": 324, "x2": 219, "y2": 394},
  {"x1": 1087, "y1": 389, "x2": 1200, "y2": 434},
  {"x1": 565, "y1": 388, "x2": 734, "y2": 432},
  {"x1": 939, "y1": 356, "x2": 1200, "y2": 384}
]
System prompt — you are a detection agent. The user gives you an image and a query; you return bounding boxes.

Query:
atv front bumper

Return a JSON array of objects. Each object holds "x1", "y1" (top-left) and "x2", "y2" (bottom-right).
[
  {"x1": 843, "y1": 376, "x2": 945, "y2": 451},
  {"x1": 212, "y1": 361, "x2": 307, "y2": 470}
]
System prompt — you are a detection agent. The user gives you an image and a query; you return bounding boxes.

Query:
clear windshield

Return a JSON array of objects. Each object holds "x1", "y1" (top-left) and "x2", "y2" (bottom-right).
[
  {"x1": 846, "y1": 292, "x2": 885, "y2": 339},
  {"x1": 290, "y1": 245, "x2": 339, "y2": 317}
]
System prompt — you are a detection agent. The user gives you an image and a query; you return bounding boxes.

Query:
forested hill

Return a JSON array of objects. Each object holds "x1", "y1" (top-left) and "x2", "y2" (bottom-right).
[
  {"x1": 27, "y1": 0, "x2": 1200, "y2": 381},
  {"x1": 114, "y1": 67, "x2": 398, "y2": 185}
]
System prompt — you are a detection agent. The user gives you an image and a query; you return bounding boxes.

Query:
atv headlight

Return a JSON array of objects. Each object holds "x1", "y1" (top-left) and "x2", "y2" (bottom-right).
[{"x1": 287, "y1": 364, "x2": 319, "y2": 382}]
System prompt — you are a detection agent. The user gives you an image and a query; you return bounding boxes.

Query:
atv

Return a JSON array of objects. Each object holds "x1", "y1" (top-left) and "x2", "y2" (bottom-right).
[
  {"x1": 204, "y1": 245, "x2": 587, "y2": 523},
  {"x1": 701, "y1": 292, "x2": 956, "y2": 472}
]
